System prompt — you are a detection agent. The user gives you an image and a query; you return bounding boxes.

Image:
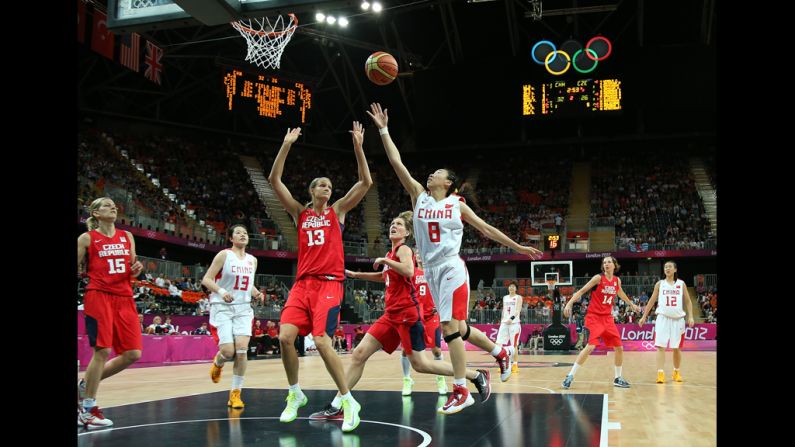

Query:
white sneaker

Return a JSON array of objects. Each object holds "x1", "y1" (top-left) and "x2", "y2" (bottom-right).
[
  {"x1": 341, "y1": 397, "x2": 361, "y2": 432},
  {"x1": 78, "y1": 407, "x2": 113, "y2": 428},
  {"x1": 279, "y1": 390, "x2": 308, "y2": 423}
]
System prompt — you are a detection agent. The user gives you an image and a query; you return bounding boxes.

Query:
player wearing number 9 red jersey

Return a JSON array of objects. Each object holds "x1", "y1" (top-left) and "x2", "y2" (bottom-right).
[
  {"x1": 202, "y1": 224, "x2": 265, "y2": 409},
  {"x1": 561, "y1": 256, "x2": 642, "y2": 389},
  {"x1": 77, "y1": 197, "x2": 144, "y2": 428},
  {"x1": 268, "y1": 123, "x2": 372, "y2": 432},
  {"x1": 367, "y1": 102, "x2": 542, "y2": 414}
]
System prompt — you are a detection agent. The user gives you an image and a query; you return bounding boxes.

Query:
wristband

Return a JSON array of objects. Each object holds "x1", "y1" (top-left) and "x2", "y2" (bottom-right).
[
  {"x1": 379, "y1": 127, "x2": 389, "y2": 136},
  {"x1": 217, "y1": 288, "x2": 228, "y2": 296}
]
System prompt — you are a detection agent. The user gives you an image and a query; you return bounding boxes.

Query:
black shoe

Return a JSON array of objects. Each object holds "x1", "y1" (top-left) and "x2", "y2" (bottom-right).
[
  {"x1": 613, "y1": 376, "x2": 631, "y2": 388},
  {"x1": 308, "y1": 403, "x2": 344, "y2": 420},
  {"x1": 471, "y1": 369, "x2": 492, "y2": 403}
]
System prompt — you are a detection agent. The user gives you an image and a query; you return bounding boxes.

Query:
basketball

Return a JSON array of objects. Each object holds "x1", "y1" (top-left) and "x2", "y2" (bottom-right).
[{"x1": 365, "y1": 52, "x2": 398, "y2": 86}]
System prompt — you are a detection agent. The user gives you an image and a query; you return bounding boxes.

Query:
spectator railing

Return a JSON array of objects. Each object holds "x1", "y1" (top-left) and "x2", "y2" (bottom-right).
[
  {"x1": 467, "y1": 308, "x2": 552, "y2": 325},
  {"x1": 138, "y1": 255, "x2": 185, "y2": 281}
]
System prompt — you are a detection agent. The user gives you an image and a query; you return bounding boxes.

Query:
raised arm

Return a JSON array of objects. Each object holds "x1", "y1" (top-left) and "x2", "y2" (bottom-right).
[
  {"x1": 268, "y1": 128, "x2": 305, "y2": 223},
  {"x1": 332, "y1": 121, "x2": 373, "y2": 222},
  {"x1": 563, "y1": 274, "x2": 602, "y2": 318},
  {"x1": 366, "y1": 103, "x2": 424, "y2": 207},
  {"x1": 638, "y1": 281, "x2": 661, "y2": 326},
  {"x1": 459, "y1": 202, "x2": 543, "y2": 259}
]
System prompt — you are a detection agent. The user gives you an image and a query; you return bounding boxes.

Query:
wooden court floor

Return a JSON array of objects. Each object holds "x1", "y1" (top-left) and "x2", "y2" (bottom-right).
[{"x1": 79, "y1": 350, "x2": 717, "y2": 446}]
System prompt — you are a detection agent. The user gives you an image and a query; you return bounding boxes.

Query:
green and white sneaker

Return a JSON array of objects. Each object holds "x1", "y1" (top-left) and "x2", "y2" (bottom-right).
[
  {"x1": 436, "y1": 376, "x2": 447, "y2": 395},
  {"x1": 279, "y1": 390, "x2": 308, "y2": 422},
  {"x1": 341, "y1": 397, "x2": 361, "y2": 432},
  {"x1": 401, "y1": 377, "x2": 414, "y2": 396}
]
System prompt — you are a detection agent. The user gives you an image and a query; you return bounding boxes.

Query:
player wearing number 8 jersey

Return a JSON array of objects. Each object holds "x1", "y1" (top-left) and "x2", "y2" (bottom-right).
[
  {"x1": 367, "y1": 103, "x2": 542, "y2": 415},
  {"x1": 561, "y1": 256, "x2": 642, "y2": 389},
  {"x1": 202, "y1": 224, "x2": 264, "y2": 408},
  {"x1": 268, "y1": 123, "x2": 372, "y2": 432},
  {"x1": 637, "y1": 261, "x2": 695, "y2": 384},
  {"x1": 77, "y1": 197, "x2": 144, "y2": 428}
]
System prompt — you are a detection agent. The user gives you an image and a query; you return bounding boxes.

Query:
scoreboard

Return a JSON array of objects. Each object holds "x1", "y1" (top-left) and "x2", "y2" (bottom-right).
[
  {"x1": 522, "y1": 78, "x2": 622, "y2": 117},
  {"x1": 223, "y1": 68, "x2": 312, "y2": 124}
]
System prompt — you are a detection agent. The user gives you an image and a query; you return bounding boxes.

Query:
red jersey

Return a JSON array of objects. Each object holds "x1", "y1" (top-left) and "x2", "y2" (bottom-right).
[
  {"x1": 382, "y1": 244, "x2": 420, "y2": 320},
  {"x1": 413, "y1": 268, "x2": 435, "y2": 319},
  {"x1": 334, "y1": 328, "x2": 344, "y2": 338},
  {"x1": 587, "y1": 273, "x2": 619, "y2": 316},
  {"x1": 85, "y1": 229, "x2": 134, "y2": 297},
  {"x1": 267, "y1": 327, "x2": 278, "y2": 337},
  {"x1": 296, "y1": 207, "x2": 344, "y2": 281}
]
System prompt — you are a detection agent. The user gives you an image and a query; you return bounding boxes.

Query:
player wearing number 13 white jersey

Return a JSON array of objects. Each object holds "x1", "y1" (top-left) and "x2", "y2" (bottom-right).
[
  {"x1": 367, "y1": 102, "x2": 542, "y2": 414},
  {"x1": 202, "y1": 224, "x2": 265, "y2": 409}
]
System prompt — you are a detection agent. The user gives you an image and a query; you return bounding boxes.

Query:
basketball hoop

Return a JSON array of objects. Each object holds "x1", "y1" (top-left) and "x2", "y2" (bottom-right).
[
  {"x1": 231, "y1": 14, "x2": 298, "y2": 70},
  {"x1": 546, "y1": 279, "x2": 557, "y2": 293}
]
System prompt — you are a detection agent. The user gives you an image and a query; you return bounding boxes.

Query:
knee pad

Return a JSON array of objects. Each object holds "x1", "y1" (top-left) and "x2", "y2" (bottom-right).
[
  {"x1": 443, "y1": 332, "x2": 461, "y2": 344},
  {"x1": 461, "y1": 324, "x2": 471, "y2": 341}
]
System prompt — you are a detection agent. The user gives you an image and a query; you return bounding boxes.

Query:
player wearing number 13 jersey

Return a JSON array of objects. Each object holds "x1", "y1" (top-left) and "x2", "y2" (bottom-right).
[
  {"x1": 202, "y1": 224, "x2": 265, "y2": 409},
  {"x1": 561, "y1": 256, "x2": 642, "y2": 390},
  {"x1": 268, "y1": 123, "x2": 372, "y2": 431},
  {"x1": 367, "y1": 102, "x2": 542, "y2": 415},
  {"x1": 77, "y1": 197, "x2": 144, "y2": 428}
]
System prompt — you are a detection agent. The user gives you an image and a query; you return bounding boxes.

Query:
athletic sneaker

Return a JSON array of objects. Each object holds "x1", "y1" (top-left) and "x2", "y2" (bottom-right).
[
  {"x1": 672, "y1": 370, "x2": 683, "y2": 382},
  {"x1": 495, "y1": 347, "x2": 513, "y2": 382},
  {"x1": 341, "y1": 398, "x2": 361, "y2": 432},
  {"x1": 561, "y1": 374, "x2": 574, "y2": 389},
  {"x1": 210, "y1": 362, "x2": 223, "y2": 383},
  {"x1": 78, "y1": 406, "x2": 113, "y2": 428},
  {"x1": 437, "y1": 384, "x2": 475, "y2": 415},
  {"x1": 656, "y1": 371, "x2": 666, "y2": 384},
  {"x1": 308, "y1": 404, "x2": 343, "y2": 420},
  {"x1": 228, "y1": 389, "x2": 244, "y2": 408},
  {"x1": 402, "y1": 377, "x2": 414, "y2": 396},
  {"x1": 511, "y1": 363, "x2": 519, "y2": 374},
  {"x1": 279, "y1": 390, "x2": 308, "y2": 422},
  {"x1": 436, "y1": 375, "x2": 447, "y2": 395},
  {"x1": 613, "y1": 376, "x2": 631, "y2": 388},
  {"x1": 471, "y1": 369, "x2": 491, "y2": 403}
]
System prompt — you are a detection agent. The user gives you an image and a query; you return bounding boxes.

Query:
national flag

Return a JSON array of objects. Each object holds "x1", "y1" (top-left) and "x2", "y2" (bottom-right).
[
  {"x1": 91, "y1": 10, "x2": 114, "y2": 60},
  {"x1": 144, "y1": 40, "x2": 163, "y2": 85},
  {"x1": 120, "y1": 32, "x2": 140, "y2": 72}
]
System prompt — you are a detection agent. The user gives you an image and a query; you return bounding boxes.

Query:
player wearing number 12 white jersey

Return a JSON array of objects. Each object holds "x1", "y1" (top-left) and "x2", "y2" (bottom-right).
[
  {"x1": 367, "y1": 102, "x2": 542, "y2": 415},
  {"x1": 638, "y1": 261, "x2": 695, "y2": 384},
  {"x1": 202, "y1": 224, "x2": 265, "y2": 409}
]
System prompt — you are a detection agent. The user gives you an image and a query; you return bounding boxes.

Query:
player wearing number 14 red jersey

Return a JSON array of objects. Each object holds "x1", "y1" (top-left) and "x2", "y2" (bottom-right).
[
  {"x1": 268, "y1": 123, "x2": 372, "y2": 432},
  {"x1": 77, "y1": 197, "x2": 144, "y2": 429},
  {"x1": 561, "y1": 256, "x2": 642, "y2": 389}
]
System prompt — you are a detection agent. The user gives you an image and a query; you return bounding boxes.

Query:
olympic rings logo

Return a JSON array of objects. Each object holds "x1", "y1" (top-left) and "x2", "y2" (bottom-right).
[
  {"x1": 532, "y1": 36, "x2": 612, "y2": 76},
  {"x1": 641, "y1": 341, "x2": 656, "y2": 350},
  {"x1": 549, "y1": 337, "x2": 564, "y2": 346}
]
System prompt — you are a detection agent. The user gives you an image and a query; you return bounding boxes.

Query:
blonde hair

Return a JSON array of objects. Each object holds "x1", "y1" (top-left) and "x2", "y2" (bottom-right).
[
  {"x1": 86, "y1": 197, "x2": 113, "y2": 231},
  {"x1": 395, "y1": 211, "x2": 414, "y2": 244},
  {"x1": 305, "y1": 177, "x2": 333, "y2": 209}
]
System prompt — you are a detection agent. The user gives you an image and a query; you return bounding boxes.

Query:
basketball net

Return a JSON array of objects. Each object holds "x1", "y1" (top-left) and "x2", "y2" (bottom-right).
[
  {"x1": 231, "y1": 14, "x2": 298, "y2": 70},
  {"x1": 546, "y1": 279, "x2": 557, "y2": 294}
]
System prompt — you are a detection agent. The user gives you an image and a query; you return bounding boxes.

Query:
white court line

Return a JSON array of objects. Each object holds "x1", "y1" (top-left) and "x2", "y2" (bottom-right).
[
  {"x1": 78, "y1": 416, "x2": 432, "y2": 446},
  {"x1": 607, "y1": 422, "x2": 622, "y2": 429},
  {"x1": 553, "y1": 379, "x2": 716, "y2": 389}
]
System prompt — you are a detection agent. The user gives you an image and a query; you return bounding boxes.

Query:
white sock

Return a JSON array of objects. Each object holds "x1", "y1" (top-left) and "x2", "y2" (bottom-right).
[
  {"x1": 490, "y1": 345, "x2": 503, "y2": 356},
  {"x1": 434, "y1": 353, "x2": 443, "y2": 361},
  {"x1": 401, "y1": 355, "x2": 411, "y2": 378},
  {"x1": 82, "y1": 398, "x2": 96, "y2": 411},
  {"x1": 673, "y1": 367, "x2": 680, "y2": 372},
  {"x1": 658, "y1": 369, "x2": 664, "y2": 373},
  {"x1": 453, "y1": 378, "x2": 466, "y2": 387},
  {"x1": 340, "y1": 392, "x2": 354, "y2": 403},
  {"x1": 231, "y1": 375, "x2": 244, "y2": 390},
  {"x1": 615, "y1": 366, "x2": 623, "y2": 378},
  {"x1": 289, "y1": 383, "x2": 303, "y2": 398},
  {"x1": 331, "y1": 394, "x2": 342, "y2": 409},
  {"x1": 570, "y1": 363, "x2": 581, "y2": 376}
]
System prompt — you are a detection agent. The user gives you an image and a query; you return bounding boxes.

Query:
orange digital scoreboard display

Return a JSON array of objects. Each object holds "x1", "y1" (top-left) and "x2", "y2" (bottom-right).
[
  {"x1": 223, "y1": 68, "x2": 312, "y2": 124},
  {"x1": 522, "y1": 78, "x2": 621, "y2": 117}
]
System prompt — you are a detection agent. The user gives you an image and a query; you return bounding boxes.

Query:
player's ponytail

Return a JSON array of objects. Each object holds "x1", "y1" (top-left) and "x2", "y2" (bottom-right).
[{"x1": 442, "y1": 168, "x2": 460, "y2": 197}]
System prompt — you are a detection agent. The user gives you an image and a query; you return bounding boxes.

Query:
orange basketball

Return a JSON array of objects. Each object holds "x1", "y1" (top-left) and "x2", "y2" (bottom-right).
[{"x1": 365, "y1": 52, "x2": 398, "y2": 86}]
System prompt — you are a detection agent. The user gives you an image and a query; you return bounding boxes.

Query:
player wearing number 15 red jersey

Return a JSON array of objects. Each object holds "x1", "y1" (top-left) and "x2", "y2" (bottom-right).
[
  {"x1": 268, "y1": 123, "x2": 372, "y2": 431},
  {"x1": 561, "y1": 256, "x2": 642, "y2": 390},
  {"x1": 77, "y1": 197, "x2": 144, "y2": 428},
  {"x1": 201, "y1": 224, "x2": 265, "y2": 409}
]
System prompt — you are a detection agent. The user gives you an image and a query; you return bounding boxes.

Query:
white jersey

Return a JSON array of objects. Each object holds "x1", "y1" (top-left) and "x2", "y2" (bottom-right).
[
  {"x1": 413, "y1": 191, "x2": 464, "y2": 266},
  {"x1": 656, "y1": 279, "x2": 687, "y2": 319},
  {"x1": 501, "y1": 294, "x2": 522, "y2": 323},
  {"x1": 209, "y1": 249, "x2": 257, "y2": 305}
]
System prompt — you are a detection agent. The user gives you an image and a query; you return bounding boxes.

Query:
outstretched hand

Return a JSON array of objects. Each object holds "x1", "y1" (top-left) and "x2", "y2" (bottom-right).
[
  {"x1": 350, "y1": 121, "x2": 365, "y2": 146},
  {"x1": 283, "y1": 127, "x2": 302, "y2": 145},
  {"x1": 366, "y1": 103, "x2": 388, "y2": 129},
  {"x1": 518, "y1": 245, "x2": 544, "y2": 260}
]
